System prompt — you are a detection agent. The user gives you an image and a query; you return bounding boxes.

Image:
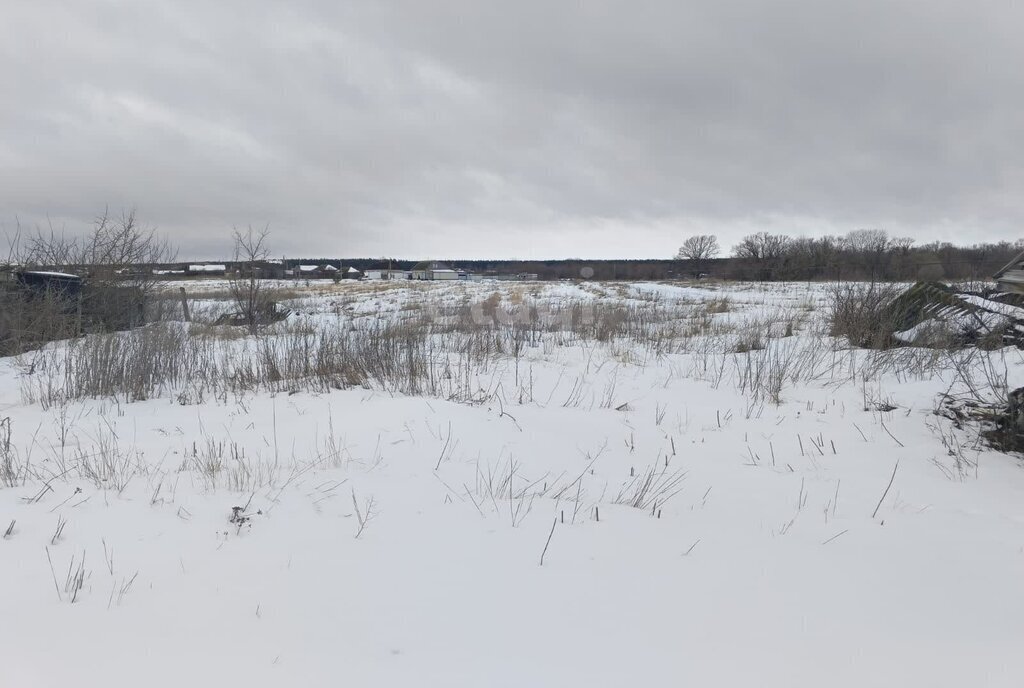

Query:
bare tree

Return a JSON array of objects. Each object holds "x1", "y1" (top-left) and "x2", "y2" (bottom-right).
[
  {"x1": 676, "y1": 234, "x2": 720, "y2": 276},
  {"x1": 228, "y1": 227, "x2": 273, "y2": 334},
  {"x1": 18, "y1": 209, "x2": 175, "y2": 279},
  {"x1": 842, "y1": 229, "x2": 887, "y2": 276},
  {"x1": 842, "y1": 228, "x2": 890, "y2": 255},
  {"x1": 733, "y1": 232, "x2": 793, "y2": 279},
  {"x1": 733, "y1": 232, "x2": 791, "y2": 261},
  {"x1": 12, "y1": 209, "x2": 176, "y2": 329}
]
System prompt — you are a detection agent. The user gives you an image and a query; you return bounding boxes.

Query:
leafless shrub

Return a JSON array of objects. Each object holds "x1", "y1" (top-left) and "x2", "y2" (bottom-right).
[
  {"x1": 20, "y1": 323, "x2": 205, "y2": 406},
  {"x1": 944, "y1": 347, "x2": 1013, "y2": 407},
  {"x1": 228, "y1": 227, "x2": 278, "y2": 334},
  {"x1": 17, "y1": 209, "x2": 174, "y2": 290},
  {"x1": 733, "y1": 321, "x2": 766, "y2": 353},
  {"x1": 731, "y1": 337, "x2": 839, "y2": 403},
  {"x1": 14, "y1": 282, "x2": 876, "y2": 415},
  {"x1": 20, "y1": 316, "x2": 483, "y2": 406},
  {"x1": 16, "y1": 209, "x2": 176, "y2": 333},
  {"x1": 828, "y1": 282, "x2": 902, "y2": 349},
  {"x1": 852, "y1": 345, "x2": 948, "y2": 382}
]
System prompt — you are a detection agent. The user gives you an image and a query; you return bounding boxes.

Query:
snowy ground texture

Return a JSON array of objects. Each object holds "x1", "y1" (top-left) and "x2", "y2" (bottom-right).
[{"x1": 3, "y1": 279, "x2": 1024, "y2": 687}]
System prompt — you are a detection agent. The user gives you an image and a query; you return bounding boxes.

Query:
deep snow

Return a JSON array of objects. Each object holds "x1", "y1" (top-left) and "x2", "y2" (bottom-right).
[{"x1": 2, "y1": 279, "x2": 1024, "y2": 687}]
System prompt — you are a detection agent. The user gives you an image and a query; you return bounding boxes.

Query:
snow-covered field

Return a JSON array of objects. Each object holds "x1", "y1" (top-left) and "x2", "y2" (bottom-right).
[{"x1": 3, "y1": 279, "x2": 1024, "y2": 687}]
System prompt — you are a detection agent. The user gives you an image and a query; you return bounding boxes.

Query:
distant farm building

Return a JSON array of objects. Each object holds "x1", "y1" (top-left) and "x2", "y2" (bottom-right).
[
  {"x1": 411, "y1": 261, "x2": 459, "y2": 280},
  {"x1": 240, "y1": 261, "x2": 287, "y2": 279},
  {"x1": 187, "y1": 264, "x2": 227, "y2": 277},
  {"x1": 3, "y1": 269, "x2": 144, "y2": 335},
  {"x1": 364, "y1": 268, "x2": 411, "y2": 280},
  {"x1": 490, "y1": 272, "x2": 539, "y2": 281},
  {"x1": 295, "y1": 264, "x2": 340, "y2": 279},
  {"x1": 11, "y1": 270, "x2": 83, "y2": 301}
]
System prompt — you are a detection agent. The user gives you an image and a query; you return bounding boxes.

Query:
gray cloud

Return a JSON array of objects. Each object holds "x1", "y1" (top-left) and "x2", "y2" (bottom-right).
[{"x1": 2, "y1": 0, "x2": 1022, "y2": 259}]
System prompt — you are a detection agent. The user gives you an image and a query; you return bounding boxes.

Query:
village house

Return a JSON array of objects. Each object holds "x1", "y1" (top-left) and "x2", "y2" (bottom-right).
[
  {"x1": 410, "y1": 261, "x2": 459, "y2": 280},
  {"x1": 187, "y1": 264, "x2": 227, "y2": 277},
  {"x1": 364, "y1": 268, "x2": 410, "y2": 280},
  {"x1": 294, "y1": 264, "x2": 341, "y2": 279}
]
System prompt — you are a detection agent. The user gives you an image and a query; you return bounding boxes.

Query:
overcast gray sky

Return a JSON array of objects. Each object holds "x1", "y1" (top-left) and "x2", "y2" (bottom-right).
[{"x1": 2, "y1": 0, "x2": 1022, "y2": 259}]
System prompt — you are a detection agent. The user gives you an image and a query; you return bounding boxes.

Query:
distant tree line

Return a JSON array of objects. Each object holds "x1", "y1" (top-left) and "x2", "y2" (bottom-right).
[
  {"x1": 341, "y1": 230, "x2": 1020, "y2": 282},
  {"x1": 717, "y1": 229, "x2": 1023, "y2": 281},
  {"x1": 330, "y1": 230, "x2": 1019, "y2": 282},
  {"x1": 8, "y1": 211, "x2": 1019, "y2": 285}
]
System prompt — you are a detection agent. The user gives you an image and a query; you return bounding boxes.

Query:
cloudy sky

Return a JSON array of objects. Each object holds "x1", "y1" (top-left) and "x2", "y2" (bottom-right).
[{"x1": 2, "y1": 1, "x2": 1022, "y2": 259}]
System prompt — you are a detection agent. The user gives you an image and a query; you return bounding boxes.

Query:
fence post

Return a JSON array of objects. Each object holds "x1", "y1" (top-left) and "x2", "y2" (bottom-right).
[{"x1": 179, "y1": 287, "x2": 191, "y2": 322}]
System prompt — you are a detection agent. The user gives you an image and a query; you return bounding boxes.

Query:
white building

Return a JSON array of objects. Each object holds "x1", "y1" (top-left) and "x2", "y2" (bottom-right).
[
  {"x1": 188, "y1": 264, "x2": 227, "y2": 276},
  {"x1": 365, "y1": 268, "x2": 412, "y2": 280},
  {"x1": 411, "y1": 261, "x2": 460, "y2": 280}
]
